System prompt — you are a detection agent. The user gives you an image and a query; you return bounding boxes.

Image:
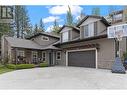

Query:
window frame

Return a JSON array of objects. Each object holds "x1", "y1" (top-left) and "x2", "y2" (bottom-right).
[
  {"x1": 56, "y1": 51, "x2": 61, "y2": 60},
  {"x1": 62, "y1": 31, "x2": 69, "y2": 42},
  {"x1": 41, "y1": 36, "x2": 49, "y2": 41},
  {"x1": 1, "y1": 6, "x2": 13, "y2": 19},
  {"x1": 18, "y1": 50, "x2": 25, "y2": 57},
  {"x1": 42, "y1": 52, "x2": 46, "y2": 62},
  {"x1": 84, "y1": 22, "x2": 94, "y2": 38}
]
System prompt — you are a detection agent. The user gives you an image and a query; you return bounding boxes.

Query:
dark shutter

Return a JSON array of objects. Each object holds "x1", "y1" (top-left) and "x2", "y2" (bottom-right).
[{"x1": 94, "y1": 22, "x2": 97, "y2": 36}]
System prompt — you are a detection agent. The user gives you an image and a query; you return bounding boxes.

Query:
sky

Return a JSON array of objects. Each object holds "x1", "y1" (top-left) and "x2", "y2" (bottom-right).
[{"x1": 26, "y1": 5, "x2": 124, "y2": 32}]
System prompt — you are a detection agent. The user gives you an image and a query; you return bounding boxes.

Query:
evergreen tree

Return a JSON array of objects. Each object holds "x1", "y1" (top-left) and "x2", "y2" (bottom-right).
[
  {"x1": 34, "y1": 24, "x2": 38, "y2": 33},
  {"x1": 51, "y1": 19, "x2": 61, "y2": 35},
  {"x1": 39, "y1": 18, "x2": 45, "y2": 32},
  {"x1": 92, "y1": 7, "x2": 100, "y2": 16},
  {"x1": 14, "y1": 5, "x2": 31, "y2": 38},
  {"x1": 66, "y1": 5, "x2": 73, "y2": 26}
]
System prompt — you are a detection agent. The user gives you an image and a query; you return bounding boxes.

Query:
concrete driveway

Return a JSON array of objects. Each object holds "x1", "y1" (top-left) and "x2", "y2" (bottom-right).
[{"x1": 0, "y1": 66, "x2": 127, "y2": 89}]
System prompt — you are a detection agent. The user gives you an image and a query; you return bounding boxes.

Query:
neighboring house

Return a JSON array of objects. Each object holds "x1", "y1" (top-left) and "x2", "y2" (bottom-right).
[
  {"x1": 1, "y1": 14, "x2": 127, "y2": 69},
  {"x1": 55, "y1": 15, "x2": 127, "y2": 69},
  {"x1": 0, "y1": 6, "x2": 13, "y2": 60},
  {"x1": 1, "y1": 32, "x2": 61, "y2": 66}
]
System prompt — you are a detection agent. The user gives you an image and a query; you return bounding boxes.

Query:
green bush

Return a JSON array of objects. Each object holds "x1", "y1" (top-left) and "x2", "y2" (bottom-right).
[
  {"x1": 6, "y1": 64, "x2": 16, "y2": 69},
  {"x1": 6, "y1": 64, "x2": 35, "y2": 69},
  {"x1": 39, "y1": 62, "x2": 48, "y2": 67},
  {"x1": 16, "y1": 64, "x2": 35, "y2": 69}
]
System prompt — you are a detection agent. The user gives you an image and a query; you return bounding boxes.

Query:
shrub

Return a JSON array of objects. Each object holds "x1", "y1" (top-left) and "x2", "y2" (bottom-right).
[
  {"x1": 39, "y1": 62, "x2": 48, "y2": 67},
  {"x1": 6, "y1": 64, "x2": 35, "y2": 69},
  {"x1": 6, "y1": 64, "x2": 16, "y2": 69},
  {"x1": 16, "y1": 64, "x2": 35, "y2": 69},
  {"x1": 123, "y1": 52, "x2": 127, "y2": 60}
]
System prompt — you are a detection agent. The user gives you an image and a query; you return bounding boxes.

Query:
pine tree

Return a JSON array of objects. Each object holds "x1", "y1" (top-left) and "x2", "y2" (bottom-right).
[
  {"x1": 39, "y1": 18, "x2": 45, "y2": 32},
  {"x1": 66, "y1": 5, "x2": 73, "y2": 26},
  {"x1": 34, "y1": 24, "x2": 38, "y2": 33},
  {"x1": 92, "y1": 7, "x2": 100, "y2": 16},
  {"x1": 51, "y1": 19, "x2": 61, "y2": 35},
  {"x1": 14, "y1": 5, "x2": 31, "y2": 38}
]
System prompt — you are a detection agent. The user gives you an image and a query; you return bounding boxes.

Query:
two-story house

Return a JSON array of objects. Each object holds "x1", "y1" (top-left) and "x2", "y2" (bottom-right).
[
  {"x1": 55, "y1": 15, "x2": 126, "y2": 69},
  {"x1": 1, "y1": 14, "x2": 127, "y2": 69}
]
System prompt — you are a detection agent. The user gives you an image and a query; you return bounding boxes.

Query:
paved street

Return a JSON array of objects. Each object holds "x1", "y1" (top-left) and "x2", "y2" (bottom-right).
[{"x1": 0, "y1": 66, "x2": 127, "y2": 89}]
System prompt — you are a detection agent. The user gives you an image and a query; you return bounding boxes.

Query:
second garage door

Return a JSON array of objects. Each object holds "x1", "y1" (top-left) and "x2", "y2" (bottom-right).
[{"x1": 68, "y1": 50, "x2": 96, "y2": 68}]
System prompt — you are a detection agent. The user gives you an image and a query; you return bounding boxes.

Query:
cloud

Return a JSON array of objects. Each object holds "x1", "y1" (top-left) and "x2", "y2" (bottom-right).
[
  {"x1": 46, "y1": 24, "x2": 63, "y2": 32},
  {"x1": 42, "y1": 16, "x2": 60, "y2": 23},
  {"x1": 49, "y1": 5, "x2": 83, "y2": 16}
]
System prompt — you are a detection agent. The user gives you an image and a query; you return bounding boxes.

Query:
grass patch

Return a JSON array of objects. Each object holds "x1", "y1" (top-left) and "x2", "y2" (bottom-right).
[
  {"x1": 39, "y1": 62, "x2": 48, "y2": 67},
  {"x1": 6, "y1": 64, "x2": 35, "y2": 69},
  {"x1": 0, "y1": 64, "x2": 14, "y2": 74}
]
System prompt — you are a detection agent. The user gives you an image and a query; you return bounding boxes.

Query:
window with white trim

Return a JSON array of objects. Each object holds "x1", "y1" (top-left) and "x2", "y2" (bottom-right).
[
  {"x1": 84, "y1": 23, "x2": 94, "y2": 37},
  {"x1": 41, "y1": 36, "x2": 49, "y2": 41},
  {"x1": 1, "y1": 6, "x2": 13, "y2": 19},
  {"x1": 42, "y1": 52, "x2": 46, "y2": 61},
  {"x1": 18, "y1": 50, "x2": 25, "y2": 57},
  {"x1": 62, "y1": 31, "x2": 69, "y2": 42},
  {"x1": 56, "y1": 51, "x2": 61, "y2": 60},
  {"x1": 32, "y1": 51, "x2": 38, "y2": 61}
]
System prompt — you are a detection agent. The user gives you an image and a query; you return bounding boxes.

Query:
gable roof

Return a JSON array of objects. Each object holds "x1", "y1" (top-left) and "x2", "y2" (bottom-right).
[
  {"x1": 58, "y1": 25, "x2": 80, "y2": 33},
  {"x1": 76, "y1": 15, "x2": 110, "y2": 27},
  {"x1": 5, "y1": 37, "x2": 43, "y2": 50},
  {"x1": 5, "y1": 37, "x2": 60, "y2": 50},
  {"x1": 26, "y1": 32, "x2": 60, "y2": 39}
]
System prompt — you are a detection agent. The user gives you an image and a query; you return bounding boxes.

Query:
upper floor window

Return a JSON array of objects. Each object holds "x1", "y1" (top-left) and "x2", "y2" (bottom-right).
[
  {"x1": 62, "y1": 31, "x2": 69, "y2": 42},
  {"x1": 1, "y1": 6, "x2": 13, "y2": 19},
  {"x1": 113, "y1": 13, "x2": 123, "y2": 22},
  {"x1": 84, "y1": 23, "x2": 94, "y2": 37},
  {"x1": 41, "y1": 36, "x2": 49, "y2": 41}
]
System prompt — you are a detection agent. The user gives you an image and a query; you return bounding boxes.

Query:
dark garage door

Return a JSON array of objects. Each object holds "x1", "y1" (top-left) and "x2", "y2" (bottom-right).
[{"x1": 68, "y1": 50, "x2": 96, "y2": 68}]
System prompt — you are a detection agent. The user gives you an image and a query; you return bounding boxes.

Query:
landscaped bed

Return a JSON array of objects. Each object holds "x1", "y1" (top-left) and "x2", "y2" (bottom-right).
[
  {"x1": 0, "y1": 64, "x2": 14, "y2": 74},
  {"x1": 0, "y1": 62, "x2": 49, "y2": 74}
]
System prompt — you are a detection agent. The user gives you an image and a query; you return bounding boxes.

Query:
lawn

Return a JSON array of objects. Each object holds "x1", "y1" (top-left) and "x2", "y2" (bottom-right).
[{"x1": 0, "y1": 64, "x2": 14, "y2": 74}]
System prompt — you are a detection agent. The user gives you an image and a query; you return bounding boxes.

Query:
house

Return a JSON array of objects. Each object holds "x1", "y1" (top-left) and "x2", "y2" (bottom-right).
[
  {"x1": 1, "y1": 32, "x2": 61, "y2": 66},
  {"x1": 0, "y1": 6, "x2": 13, "y2": 60},
  {"x1": 55, "y1": 15, "x2": 127, "y2": 69},
  {"x1": 1, "y1": 14, "x2": 127, "y2": 69}
]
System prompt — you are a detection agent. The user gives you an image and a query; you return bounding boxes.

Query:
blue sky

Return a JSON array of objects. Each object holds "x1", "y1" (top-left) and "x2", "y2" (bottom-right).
[{"x1": 26, "y1": 5, "x2": 124, "y2": 32}]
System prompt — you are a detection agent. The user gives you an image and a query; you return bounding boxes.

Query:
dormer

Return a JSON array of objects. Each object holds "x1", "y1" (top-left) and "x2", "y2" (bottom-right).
[
  {"x1": 77, "y1": 15, "x2": 110, "y2": 39},
  {"x1": 59, "y1": 25, "x2": 80, "y2": 43}
]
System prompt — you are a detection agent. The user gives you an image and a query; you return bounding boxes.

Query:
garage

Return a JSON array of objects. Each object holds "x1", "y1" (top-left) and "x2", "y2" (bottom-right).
[{"x1": 67, "y1": 49, "x2": 96, "y2": 68}]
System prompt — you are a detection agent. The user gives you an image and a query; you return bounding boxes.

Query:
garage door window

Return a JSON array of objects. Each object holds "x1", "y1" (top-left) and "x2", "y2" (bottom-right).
[{"x1": 56, "y1": 51, "x2": 61, "y2": 60}]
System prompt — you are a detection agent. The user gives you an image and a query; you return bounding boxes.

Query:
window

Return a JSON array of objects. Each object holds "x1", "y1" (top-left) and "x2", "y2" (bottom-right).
[
  {"x1": 56, "y1": 51, "x2": 61, "y2": 60},
  {"x1": 32, "y1": 51, "x2": 38, "y2": 63},
  {"x1": 18, "y1": 50, "x2": 25, "y2": 57},
  {"x1": 41, "y1": 36, "x2": 49, "y2": 41},
  {"x1": 42, "y1": 52, "x2": 46, "y2": 61},
  {"x1": 113, "y1": 13, "x2": 122, "y2": 22},
  {"x1": 62, "y1": 31, "x2": 69, "y2": 42},
  {"x1": 84, "y1": 23, "x2": 94, "y2": 37},
  {"x1": 1, "y1": 6, "x2": 13, "y2": 19}
]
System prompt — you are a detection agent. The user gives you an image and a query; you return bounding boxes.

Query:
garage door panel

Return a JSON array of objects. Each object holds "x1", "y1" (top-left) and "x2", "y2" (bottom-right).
[{"x1": 68, "y1": 50, "x2": 96, "y2": 68}]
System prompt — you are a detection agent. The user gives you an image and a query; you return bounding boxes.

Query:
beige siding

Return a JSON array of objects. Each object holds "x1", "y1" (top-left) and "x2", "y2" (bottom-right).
[
  {"x1": 32, "y1": 35, "x2": 59, "y2": 46},
  {"x1": 59, "y1": 38, "x2": 115, "y2": 69}
]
